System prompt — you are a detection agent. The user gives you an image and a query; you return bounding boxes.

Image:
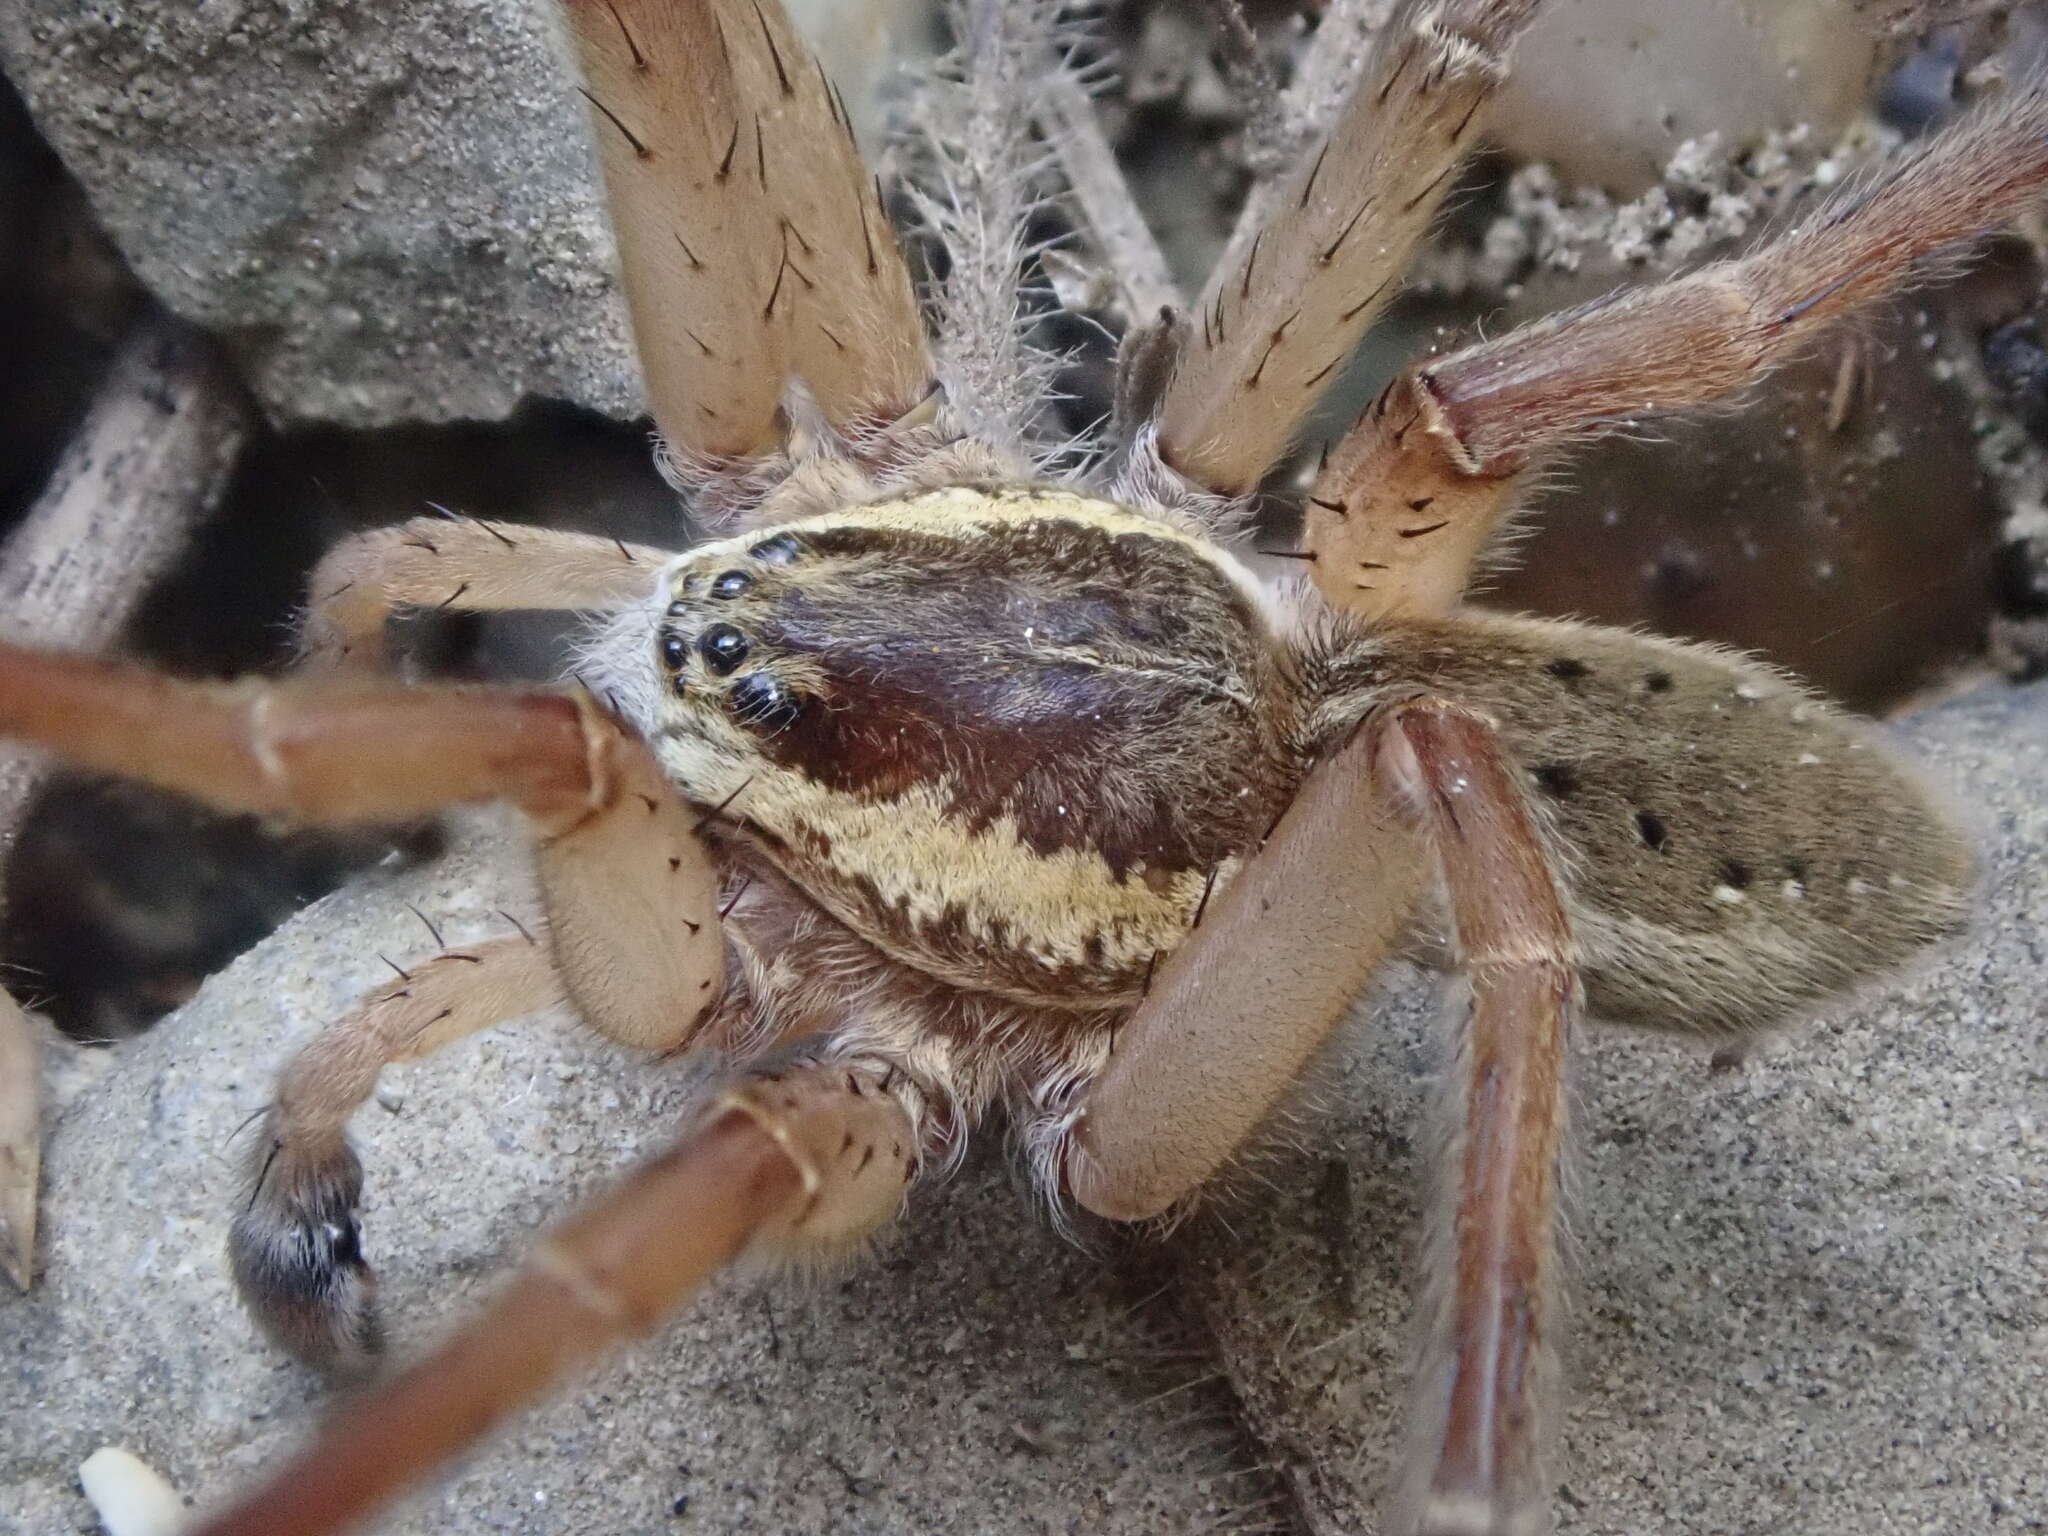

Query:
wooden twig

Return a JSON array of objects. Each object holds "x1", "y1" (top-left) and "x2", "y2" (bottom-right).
[
  {"x1": 0, "y1": 991, "x2": 36, "y2": 1290},
  {"x1": 0, "y1": 307, "x2": 250, "y2": 1289},
  {"x1": 1038, "y1": 75, "x2": 1183, "y2": 321}
]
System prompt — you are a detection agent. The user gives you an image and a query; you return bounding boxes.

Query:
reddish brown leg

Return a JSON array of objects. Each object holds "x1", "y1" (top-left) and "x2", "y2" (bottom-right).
[
  {"x1": 1377, "y1": 701, "x2": 1578, "y2": 1536},
  {"x1": 1305, "y1": 86, "x2": 2048, "y2": 624},
  {"x1": 0, "y1": 641, "x2": 729, "y2": 1369},
  {"x1": 0, "y1": 641, "x2": 725, "y2": 1047},
  {"x1": 1060, "y1": 695, "x2": 1576, "y2": 1536},
  {"x1": 192, "y1": 1061, "x2": 919, "y2": 1536}
]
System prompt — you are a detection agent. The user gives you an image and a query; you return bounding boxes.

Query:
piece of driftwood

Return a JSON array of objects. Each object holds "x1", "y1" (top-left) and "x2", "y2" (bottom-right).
[
  {"x1": 0, "y1": 308, "x2": 250, "y2": 1289},
  {"x1": 1038, "y1": 74, "x2": 1183, "y2": 322}
]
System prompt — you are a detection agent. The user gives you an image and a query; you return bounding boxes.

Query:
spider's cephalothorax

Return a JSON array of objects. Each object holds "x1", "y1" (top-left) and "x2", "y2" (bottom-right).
[
  {"x1": 629, "y1": 486, "x2": 1297, "y2": 1008},
  {"x1": 0, "y1": 1, "x2": 2035, "y2": 1533}
]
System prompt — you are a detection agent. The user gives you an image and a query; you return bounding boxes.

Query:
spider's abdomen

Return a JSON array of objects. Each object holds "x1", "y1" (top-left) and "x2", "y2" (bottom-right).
[
  {"x1": 1304, "y1": 612, "x2": 1975, "y2": 1038},
  {"x1": 639, "y1": 487, "x2": 1294, "y2": 1007}
]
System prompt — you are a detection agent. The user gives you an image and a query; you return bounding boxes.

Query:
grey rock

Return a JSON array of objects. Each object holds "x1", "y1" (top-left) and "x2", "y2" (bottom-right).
[
  {"x1": 0, "y1": 0, "x2": 639, "y2": 427},
  {"x1": 1190, "y1": 677, "x2": 2048, "y2": 1533},
  {"x1": 1, "y1": 811, "x2": 1253, "y2": 1535}
]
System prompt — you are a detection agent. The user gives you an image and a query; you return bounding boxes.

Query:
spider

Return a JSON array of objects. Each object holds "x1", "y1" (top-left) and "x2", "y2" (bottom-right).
[{"x1": 0, "y1": 0, "x2": 2038, "y2": 1532}]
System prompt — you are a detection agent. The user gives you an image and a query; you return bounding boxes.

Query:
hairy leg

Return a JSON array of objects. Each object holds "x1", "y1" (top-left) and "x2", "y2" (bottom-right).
[
  {"x1": 1378, "y1": 701, "x2": 1577, "y2": 1536},
  {"x1": 1060, "y1": 720, "x2": 1424, "y2": 1221},
  {"x1": 564, "y1": 0, "x2": 933, "y2": 460},
  {"x1": 1145, "y1": 0, "x2": 1540, "y2": 505},
  {"x1": 1060, "y1": 696, "x2": 1576, "y2": 1536},
  {"x1": 1304, "y1": 86, "x2": 2048, "y2": 623},
  {"x1": 0, "y1": 642, "x2": 732, "y2": 1363},
  {"x1": 302, "y1": 516, "x2": 674, "y2": 671},
  {"x1": 231, "y1": 934, "x2": 564, "y2": 1373},
  {"x1": 192, "y1": 1059, "x2": 919, "y2": 1536}
]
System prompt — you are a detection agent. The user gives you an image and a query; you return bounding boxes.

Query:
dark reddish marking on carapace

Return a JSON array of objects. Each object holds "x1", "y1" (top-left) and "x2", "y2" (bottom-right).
[{"x1": 680, "y1": 507, "x2": 1293, "y2": 882}]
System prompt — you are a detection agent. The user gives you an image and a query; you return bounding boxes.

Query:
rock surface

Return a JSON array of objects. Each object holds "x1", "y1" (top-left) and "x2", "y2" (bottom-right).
[
  {"x1": 0, "y1": 0, "x2": 638, "y2": 428},
  {"x1": 1, "y1": 812, "x2": 1256, "y2": 1536},
  {"x1": 1188, "y1": 676, "x2": 2048, "y2": 1534}
]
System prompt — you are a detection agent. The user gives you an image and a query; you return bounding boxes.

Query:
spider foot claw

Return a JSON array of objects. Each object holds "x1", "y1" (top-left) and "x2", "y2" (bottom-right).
[{"x1": 227, "y1": 1129, "x2": 381, "y2": 1376}]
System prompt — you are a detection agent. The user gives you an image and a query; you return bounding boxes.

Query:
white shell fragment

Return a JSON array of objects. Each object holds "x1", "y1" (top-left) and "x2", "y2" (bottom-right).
[{"x1": 79, "y1": 1447, "x2": 186, "y2": 1536}]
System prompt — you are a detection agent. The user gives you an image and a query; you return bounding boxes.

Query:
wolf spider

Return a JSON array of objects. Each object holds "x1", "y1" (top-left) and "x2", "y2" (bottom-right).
[{"x1": 1, "y1": 0, "x2": 2039, "y2": 1532}]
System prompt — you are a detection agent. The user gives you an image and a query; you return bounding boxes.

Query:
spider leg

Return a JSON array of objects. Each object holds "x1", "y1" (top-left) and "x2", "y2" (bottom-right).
[
  {"x1": 1305, "y1": 85, "x2": 2048, "y2": 624},
  {"x1": 302, "y1": 517, "x2": 673, "y2": 671},
  {"x1": 0, "y1": 644, "x2": 724, "y2": 1049},
  {"x1": 230, "y1": 935, "x2": 563, "y2": 1374},
  {"x1": 1062, "y1": 717, "x2": 1426, "y2": 1221},
  {"x1": 1061, "y1": 698, "x2": 1575, "y2": 1536},
  {"x1": 1380, "y1": 701, "x2": 1577, "y2": 1536},
  {"x1": 0, "y1": 643, "x2": 736, "y2": 1363},
  {"x1": 1141, "y1": 0, "x2": 1540, "y2": 506},
  {"x1": 190, "y1": 1060, "x2": 918, "y2": 1536},
  {"x1": 564, "y1": 0, "x2": 933, "y2": 462}
]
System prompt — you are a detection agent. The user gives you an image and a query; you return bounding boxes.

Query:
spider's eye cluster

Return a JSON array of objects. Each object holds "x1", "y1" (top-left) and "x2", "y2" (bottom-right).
[{"x1": 656, "y1": 533, "x2": 808, "y2": 734}]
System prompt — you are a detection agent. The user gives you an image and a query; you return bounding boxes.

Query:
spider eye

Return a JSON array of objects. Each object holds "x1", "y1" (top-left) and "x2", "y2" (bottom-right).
[
  {"x1": 729, "y1": 672, "x2": 799, "y2": 731},
  {"x1": 699, "y1": 623, "x2": 750, "y2": 675},
  {"x1": 665, "y1": 601, "x2": 687, "y2": 618},
  {"x1": 747, "y1": 533, "x2": 801, "y2": 565},
  {"x1": 659, "y1": 632, "x2": 687, "y2": 670},
  {"x1": 710, "y1": 569, "x2": 753, "y2": 598}
]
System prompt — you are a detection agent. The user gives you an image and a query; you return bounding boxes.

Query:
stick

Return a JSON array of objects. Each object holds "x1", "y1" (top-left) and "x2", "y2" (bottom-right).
[{"x1": 0, "y1": 308, "x2": 250, "y2": 1289}]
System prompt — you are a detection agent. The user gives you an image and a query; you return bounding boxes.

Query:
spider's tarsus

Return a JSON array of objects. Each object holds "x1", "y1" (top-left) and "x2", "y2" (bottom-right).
[{"x1": 228, "y1": 1130, "x2": 382, "y2": 1378}]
